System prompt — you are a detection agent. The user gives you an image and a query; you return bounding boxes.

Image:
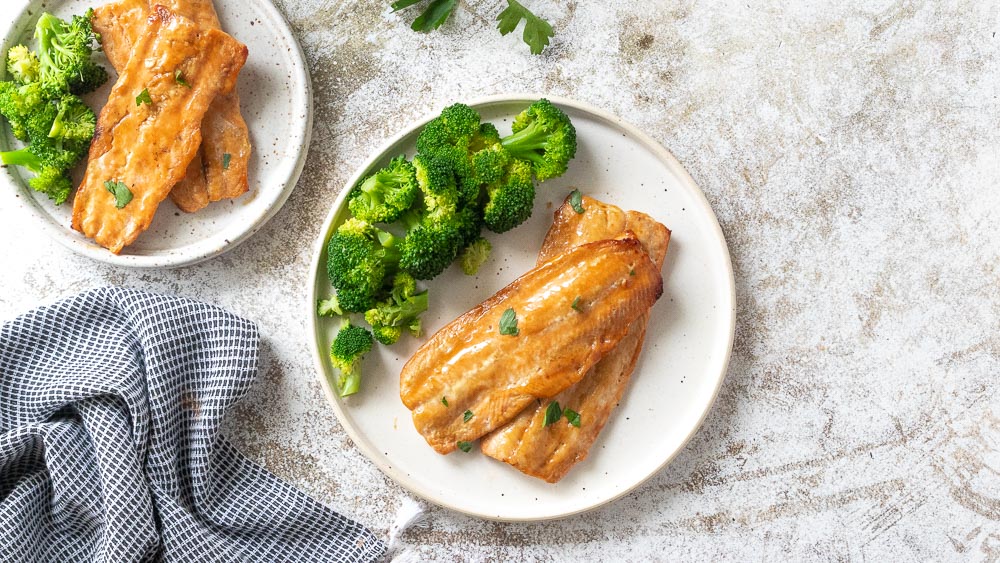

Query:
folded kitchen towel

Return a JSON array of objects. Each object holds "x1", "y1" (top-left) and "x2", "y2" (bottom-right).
[{"x1": 0, "y1": 287, "x2": 386, "y2": 562}]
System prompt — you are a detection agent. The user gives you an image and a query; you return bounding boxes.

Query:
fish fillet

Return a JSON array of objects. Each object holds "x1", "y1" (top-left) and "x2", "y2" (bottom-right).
[
  {"x1": 92, "y1": 0, "x2": 251, "y2": 213},
  {"x1": 72, "y1": 6, "x2": 247, "y2": 252},
  {"x1": 481, "y1": 195, "x2": 670, "y2": 482},
  {"x1": 400, "y1": 236, "x2": 664, "y2": 454}
]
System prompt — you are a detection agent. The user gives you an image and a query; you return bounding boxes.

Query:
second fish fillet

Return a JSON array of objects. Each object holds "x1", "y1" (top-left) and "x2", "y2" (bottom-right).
[
  {"x1": 480, "y1": 195, "x2": 670, "y2": 482},
  {"x1": 400, "y1": 235, "x2": 664, "y2": 454}
]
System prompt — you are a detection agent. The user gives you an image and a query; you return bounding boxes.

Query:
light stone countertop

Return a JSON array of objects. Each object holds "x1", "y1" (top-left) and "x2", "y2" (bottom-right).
[{"x1": 2, "y1": 1, "x2": 998, "y2": 560}]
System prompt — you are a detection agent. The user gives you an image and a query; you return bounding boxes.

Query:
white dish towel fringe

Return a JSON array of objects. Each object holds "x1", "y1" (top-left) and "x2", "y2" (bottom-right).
[{"x1": 386, "y1": 496, "x2": 428, "y2": 562}]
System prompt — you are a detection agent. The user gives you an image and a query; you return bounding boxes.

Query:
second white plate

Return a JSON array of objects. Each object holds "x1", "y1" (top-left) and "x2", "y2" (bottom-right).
[
  {"x1": 308, "y1": 94, "x2": 735, "y2": 520},
  {"x1": 0, "y1": 0, "x2": 312, "y2": 268}
]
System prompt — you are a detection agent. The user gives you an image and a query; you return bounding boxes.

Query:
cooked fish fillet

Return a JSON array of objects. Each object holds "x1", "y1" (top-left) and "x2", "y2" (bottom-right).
[
  {"x1": 72, "y1": 6, "x2": 248, "y2": 252},
  {"x1": 92, "y1": 0, "x2": 251, "y2": 213},
  {"x1": 400, "y1": 236, "x2": 664, "y2": 454},
  {"x1": 480, "y1": 195, "x2": 670, "y2": 482}
]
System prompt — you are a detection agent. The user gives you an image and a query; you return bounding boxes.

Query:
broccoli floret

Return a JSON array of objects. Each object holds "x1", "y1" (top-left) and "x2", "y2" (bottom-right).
[
  {"x1": 0, "y1": 81, "x2": 52, "y2": 141},
  {"x1": 325, "y1": 218, "x2": 403, "y2": 312},
  {"x1": 412, "y1": 153, "x2": 459, "y2": 211},
  {"x1": 398, "y1": 205, "x2": 481, "y2": 280},
  {"x1": 348, "y1": 155, "x2": 418, "y2": 223},
  {"x1": 48, "y1": 94, "x2": 95, "y2": 144},
  {"x1": 0, "y1": 147, "x2": 73, "y2": 203},
  {"x1": 7, "y1": 45, "x2": 40, "y2": 84},
  {"x1": 415, "y1": 103, "x2": 481, "y2": 180},
  {"x1": 364, "y1": 272, "x2": 429, "y2": 345},
  {"x1": 460, "y1": 237, "x2": 492, "y2": 275},
  {"x1": 35, "y1": 10, "x2": 108, "y2": 96},
  {"x1": 329, "y1": 319, "x2": 374, "y2": 397},
  {"x1": 500, "y1": 98, "x2": 577, "y2": 181},
  {"x1": 483, "y1": 159, "x2": 535, "y2": 233}
]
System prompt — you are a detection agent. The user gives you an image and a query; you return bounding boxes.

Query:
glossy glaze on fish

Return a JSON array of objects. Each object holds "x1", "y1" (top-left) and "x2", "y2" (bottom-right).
[
  {"x1": 92, "y1": 0, "x2": 251, "y2": 213},
  {"x1": 480, "y1": 195, "x2": 670, "y2": 482},
  {"x1": 72, "y1": 6, "x2": 247, "y2": 252},
  {"x1": 400, "y1": 235, "x2": 663, "y2": 454}
]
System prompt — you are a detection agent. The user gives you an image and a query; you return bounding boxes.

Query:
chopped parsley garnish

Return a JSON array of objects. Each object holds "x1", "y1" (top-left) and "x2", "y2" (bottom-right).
[
  {"x1": 457, "y1": 440, "x2": 473, "y2": 453},
  {"x1": 135, "y1": 88, "x2": 152, "y2": 106},
  {"x1": 174, "y1": 69, "x2": 191, "y2": 88},
  {"x1": 571, "y1": 296, "x2": 582, "y2": 311},
  {"x1": 629, "y1": 269, "x2": 636, "y2": 276},
  {"x1": 441, "y1": 396, "x2": 449, "y2": 407},
  {"x1": 564, "y1": 408, "x2": 581, "y2": 427},
  {"x1": 543, "y1": 401, "x2": 562, "y2": 427},
  {"x1": 496, "y1": 0, "x2": 554, "y2": 55},
  {"x1": 222, "y1": 153, "x2": 232, "y2": 170},
  {"x1": 499, "y1": 308, "x2": 519, "y2": 336},
  {"x1": 463, "y1": 409, "x2": 473, "y2": 422},
  {"x1": 569, "y1": 189, "x2": 585, "y2": 213},
  {"x1": 104, "y1": 180, "x2": 133, "y2": 209}
]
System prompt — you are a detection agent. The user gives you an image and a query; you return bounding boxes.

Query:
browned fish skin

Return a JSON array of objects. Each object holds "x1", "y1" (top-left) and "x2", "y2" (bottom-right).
[
  {"x1": 72, "y1": 6, "x2": 247, "y2": 252},
  {"x1": 92, "y1": 0, "x2": 251, "y2": 213},
  {"x1": 400, "y1": 236, "x2": 663, "y2": 454},
  {"x1": 480, "y1": 195, "x2": 670, "y2": 482}
]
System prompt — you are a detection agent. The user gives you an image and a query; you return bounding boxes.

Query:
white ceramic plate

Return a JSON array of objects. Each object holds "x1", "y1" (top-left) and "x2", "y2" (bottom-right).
[
  {"x1": 0, "y1": 0, "x2": 311, "y2": 268},
  {"x1": 307, "y1": 94, "x2": 735, "y2": 521}
]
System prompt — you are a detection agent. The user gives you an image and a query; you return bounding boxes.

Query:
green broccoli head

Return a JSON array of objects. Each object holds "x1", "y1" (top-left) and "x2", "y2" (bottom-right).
[
  {"x1": 501, "y1": 98, "x2": 577, "y2": 182},
  {"x1": 349, "y1": 155, "x2": 418, "y2": 223},
  {"x1": 325, "y1": 218, "x2": 403, "y2": 312},
  {"x1": 329, "y1": 320, "x2": 374, "y2": 397},
  {"x1": 412, "y1": 153, "x2": 460, "y2": 213},
  {"x1": 364, "y1": 272, "x2": 429, "y2": 345},
  {"x1": 27, "y1": 166, "x2": 72, "y2": 204},
  {"x1": 416, "y1": 103, "x2": 481, "y2": 179},
  {"x1": 35, "y1": 10, "x2": 108, "y2": 96},
  {"x1": 7, "y1": 45, "x2": 40, "y2": 84},
  {"x1": 458, "y1": 122, "x2": 509, "y2": 205},
  {"x1": 483, "y1": 159, "x2": 536, "y2": 233},
  {"x1": 460, "y1": 237, "x2": 492, "y2": 275},
  {"x1": 399, "y1": 219, "x2": 462, "y2": 281},
  {"x1": 0, "y1": 81, "x2": 52, "y2": 141},
  {"x1": 48, "y1": 94, "x2": 95, "y2": 144}
]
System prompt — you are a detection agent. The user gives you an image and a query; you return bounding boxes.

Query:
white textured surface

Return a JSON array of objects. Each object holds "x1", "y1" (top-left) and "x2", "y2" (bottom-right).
[{"x1": 1, "y1": 1, "x2": 998, "y2": 560}]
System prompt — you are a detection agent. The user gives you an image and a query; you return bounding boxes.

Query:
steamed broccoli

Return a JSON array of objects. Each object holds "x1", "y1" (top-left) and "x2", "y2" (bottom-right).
[
  {"x1": 7, "y1": 45, "x2": 39, "y2": 84},
  {"x1": 35, "y1": 10, "x2": 107, "y2": 96},
  {"x1": 460, "y1": 237, "x2": 492, "y2": 275},
  {"x1": 348, "y1": 156, "x2": 418, "y2": 223},
  {"x1": 500, "y1": 98, "x2": 577, "y2": 181},
  {"x1": 482, "y1": 159, "x2": 535, "y2": 233},
  {"x1": 364, "y1": 272, "x2": 429, "y2": 345},
  {"x1": 48, "y1": 94, "x2": 95, "y2": 144},
  {"x1": 0, "y1": 147, "x2": 72, "y2": 203},
  {"x1": 325, "y1": 218, "x2": 403, "y2": 312},
  {"x1": 329, "y1": 319, "x2": 374, "y2": 397},
  {"x1": 398, "y1": 205, "x2": 482, "y2": 280},
  {"x1": 415, "y1": 103, "x2": 481, "y2": 180},
  {"x1": 0, "y1": 81, "x2": 51, "y2": 141},
  {"x1": 412, "y1": 153, "x2": 460, "y2": 212}
]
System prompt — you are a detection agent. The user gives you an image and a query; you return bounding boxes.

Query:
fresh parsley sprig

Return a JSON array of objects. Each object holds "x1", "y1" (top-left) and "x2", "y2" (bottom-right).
[{"x1": 391, "y1": 0, "x2": 555, "y2": 55}]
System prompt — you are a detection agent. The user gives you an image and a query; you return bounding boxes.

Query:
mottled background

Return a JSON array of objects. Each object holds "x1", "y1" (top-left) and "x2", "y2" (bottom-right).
[{"x1": 2, "y1": 0, "x2": 999, "y2": 560}]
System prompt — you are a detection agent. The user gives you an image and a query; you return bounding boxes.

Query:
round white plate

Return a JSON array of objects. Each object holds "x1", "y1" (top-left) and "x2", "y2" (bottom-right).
[
  {"x1": 0, "y1": 0, "x2": 311, "y2": 268},
  {"x1": 307, "y1": 94, "x2": 735, "y2": 521}
]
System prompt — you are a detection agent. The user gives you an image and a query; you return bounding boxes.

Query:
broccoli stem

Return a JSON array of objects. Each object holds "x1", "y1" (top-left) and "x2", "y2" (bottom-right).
[
  {"x1": 501, "y1": 122, "x2": 550, "y2": 153},
  {"x1": 1, "y1": 147, "x2": 42, "y2": 172}
]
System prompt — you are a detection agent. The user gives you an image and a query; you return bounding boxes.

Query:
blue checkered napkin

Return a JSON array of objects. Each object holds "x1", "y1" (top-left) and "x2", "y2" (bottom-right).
[{"x1": 0, "y1": 287, "x2": 385, "y2": 562}]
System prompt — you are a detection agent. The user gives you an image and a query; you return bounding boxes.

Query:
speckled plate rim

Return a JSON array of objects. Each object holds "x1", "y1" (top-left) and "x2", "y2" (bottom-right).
[
  {"x1": 306, "y1": 93, "x2": 736, "y2": 521},
  {"x1": 0, "y1": 0, "x2": 313, "y2": 269}
]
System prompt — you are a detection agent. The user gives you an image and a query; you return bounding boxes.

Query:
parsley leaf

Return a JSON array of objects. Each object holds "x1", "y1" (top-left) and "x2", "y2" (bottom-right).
[
  {"x1": 222, "y1": 153, "x2": 232, "y2": 170},
  {"x1": 174, "y1": 69, "x2": 191, "y2": 88},
  {"x1": 569, "y1": 189, "x2": 585, "y2": 213},
  {"x1": 571, "y1": 296, "x2": 582, "y2": 311},
  {"x1": 104, "y1": 180, "x2": 133, "y2": 209},
  {"x1": 441, "y1": 396, "x2": 449, "y2": 407},
  {"x1": 499, "y1": 308, "x2": 519, "y2": 336},
  {"x1": 316, "y1": 296, "x2": 343, "y2": 317},
  {"x1": 135, "y1": 88, "x2": 152, "y2": 106},
  {"x1": 564, "y1": 408, "x2": 581, "y2": 427},
  {"x1": 497, "y1": 0, "x2": 554, "y2": 55},
  {"x1": 463, "y1": 409, "x2": 473, "y2": 422},
  {"x1": 457, "y1": 440, "x2": 473, "y2": 453},
  {"x1": 393, "y1": 0, "x2": 457, "y2": 33},
  {"x1": 543, "y1": 401, "x2": 563, "y2": 426}
]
